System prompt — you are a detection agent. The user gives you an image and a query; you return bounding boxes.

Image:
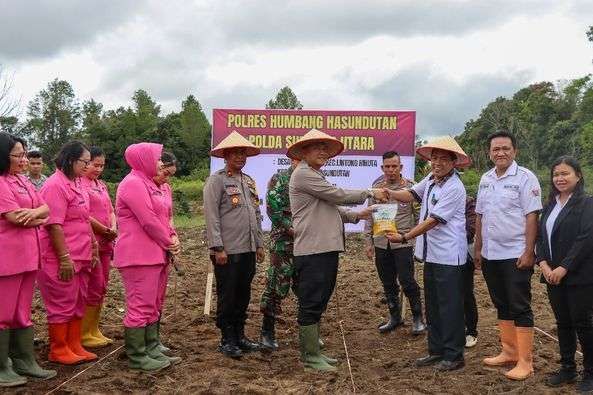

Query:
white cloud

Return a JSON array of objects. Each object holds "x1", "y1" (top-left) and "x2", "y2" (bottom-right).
[{"x1": 2, "y1": 0, "x2": 592, "y2": 138}]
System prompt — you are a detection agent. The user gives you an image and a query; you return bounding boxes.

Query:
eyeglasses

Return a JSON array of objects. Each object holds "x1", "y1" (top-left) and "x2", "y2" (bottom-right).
[
  {"x1": 10, "y1": 152, "x2": 27, "y2": 159},
  {"x1": 76, "y1": 159, "x2": 91, "y2": 166}
]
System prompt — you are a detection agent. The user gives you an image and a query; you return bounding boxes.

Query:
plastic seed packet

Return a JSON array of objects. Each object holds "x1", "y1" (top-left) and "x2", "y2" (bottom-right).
[{"x1": 371, "y1": 204, "x2": 398, "y2": 236}]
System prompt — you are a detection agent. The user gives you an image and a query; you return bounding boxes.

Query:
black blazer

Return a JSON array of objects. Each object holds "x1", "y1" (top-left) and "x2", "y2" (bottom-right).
[{"x1": 536, "y1": 194, "x2": 593, "y2": 286}]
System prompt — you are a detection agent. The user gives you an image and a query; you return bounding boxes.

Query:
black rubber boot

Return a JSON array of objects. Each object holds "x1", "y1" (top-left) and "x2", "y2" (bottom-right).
[
  {"x1": 410, "y1": 298, "x2": 426, "y2": 335},
  {"x1": 218, "y1": 326, "x2": 242, "y2": 359},
  {"x1": 578, "y1": 370, "x2": 593, "y2": 393},
  {"x1": 378, "y1": 299, "x2": 403, "y2": 333},
  {"x1": 236, "y1": 324, "x2": 260, "y2": 352},
  {"x1": 547, "y1": 367, "x2": 578, "y2": 387},
  {"x1": 260, "y1": 315, "x2": 278, "y2": 351}
]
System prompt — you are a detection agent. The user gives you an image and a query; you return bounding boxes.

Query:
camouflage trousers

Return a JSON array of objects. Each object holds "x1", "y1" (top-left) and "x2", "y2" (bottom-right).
[{"x1": 260, "y1": 252, "x2": 296, "y2": 318}]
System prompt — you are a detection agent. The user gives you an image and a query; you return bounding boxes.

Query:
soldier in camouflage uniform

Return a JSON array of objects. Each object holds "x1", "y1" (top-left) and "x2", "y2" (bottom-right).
[{"x1": 259, "y1": 160, "x2": 298, "y2": 350}]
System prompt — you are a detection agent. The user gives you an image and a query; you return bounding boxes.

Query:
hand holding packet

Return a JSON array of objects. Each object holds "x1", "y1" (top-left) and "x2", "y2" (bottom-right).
[{"x1": 371, "y1": 203, "x2": 398, "y2": 236}]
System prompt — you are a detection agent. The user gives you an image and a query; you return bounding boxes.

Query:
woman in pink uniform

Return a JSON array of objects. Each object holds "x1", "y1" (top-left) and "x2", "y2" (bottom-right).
[
  {"x1": 38, "y1": 141, "x2": 99, "y2": 365},
  {"x1": 114, "y1": 143, "x2": 181, "y2": 372},
  {"x1": 153, "y1": 151, "x2": 178, "y2": 354},
  {"x1": 81, "y1": 146, "x2": 117, "y2": 348},
  {"x1": 0, "y1": 134, "x2": 56, "y2": 387}
]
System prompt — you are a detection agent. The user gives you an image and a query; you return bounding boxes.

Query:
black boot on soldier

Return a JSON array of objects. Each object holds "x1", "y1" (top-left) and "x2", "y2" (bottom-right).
[
  {"x1": 260, "y1": 315, "x2": 278, "y2": 351},
  {"x1": 218, "y1": 326, "x2": 242, "y2": 359},
  {"x1": 236, "y1": 324, "x2": 260, "y2": 352},
  {"x1": 378, "y1": 298, "x2": 403, "y2": 333}
]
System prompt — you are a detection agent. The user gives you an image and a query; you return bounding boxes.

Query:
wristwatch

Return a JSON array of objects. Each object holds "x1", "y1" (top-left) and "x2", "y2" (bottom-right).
[{"x1": 211, "y1": 246, "x2": 224, "y2": 252}]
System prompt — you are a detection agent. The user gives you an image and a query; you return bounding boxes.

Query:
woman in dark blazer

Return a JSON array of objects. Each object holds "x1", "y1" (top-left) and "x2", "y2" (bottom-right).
[{"x1": 536, "y1": 156, "x2": 593, "y2": 392}]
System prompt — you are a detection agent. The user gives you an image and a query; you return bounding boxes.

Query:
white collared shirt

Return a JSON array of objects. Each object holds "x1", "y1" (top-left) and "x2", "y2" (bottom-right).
[
  {"x1": 545, "y1": 194, "x2": 572, "y2": 260},
  {"x1": 411, "y1": 171, "x2": 467, "y2": 266},
  {"x1": 476, "y1": 161, "x2": 542, "y2": 260}
]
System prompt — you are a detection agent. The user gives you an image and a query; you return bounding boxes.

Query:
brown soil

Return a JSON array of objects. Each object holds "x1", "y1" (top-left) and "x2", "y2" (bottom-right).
[{"x1": 12, "y1": 230, "x2": 577, "y2": 394}]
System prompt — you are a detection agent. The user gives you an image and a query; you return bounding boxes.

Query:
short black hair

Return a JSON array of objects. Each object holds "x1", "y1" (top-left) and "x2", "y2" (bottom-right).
[
  {"x1": 0, "y1": 132, "x2": 17, "y2": 175},
  {"x1": 487, "y1": 130, "x2": 517, "y2": 149},
  {"x1": 27, "y1": 150, "x2": 42, "y2": 159},
  {"x1": 548, "y1": 156, "x2": 585, "y2": 203},
  {"x1": 54, "y1": 141, "x2": 89, "y2": 178},
  {"x1": 382, "y1": 151, "x2": 400, "y2": 160},
  {"x1": 89, "y1": 146, "x2": 105, "y2": 160},
  {"x1": 161, "y1": 151, "x2": 177, "y2": 167}
]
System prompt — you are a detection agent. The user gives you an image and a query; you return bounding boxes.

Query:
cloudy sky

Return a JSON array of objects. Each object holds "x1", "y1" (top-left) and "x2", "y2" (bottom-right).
[{"x1": 1, "y1": 0, "x2": 592, "y2": 138}]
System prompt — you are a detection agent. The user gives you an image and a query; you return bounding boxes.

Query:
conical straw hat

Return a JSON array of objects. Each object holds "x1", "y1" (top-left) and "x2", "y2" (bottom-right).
[
  {"x1": 210, "y1": 131, "x2": 260, "y2": 158},
  {"x1": 416, "y1": 136, "x2": 471, "y2": 168},
  {"x1": 286, "y1": 129, "x2": 344, "y2": 160}
]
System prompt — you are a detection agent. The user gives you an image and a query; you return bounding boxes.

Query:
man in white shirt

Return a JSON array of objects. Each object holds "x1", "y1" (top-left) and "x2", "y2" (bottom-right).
[
  {"x1": 474, "y1": 130, "x2": 542, "y2": 381},
  {"x1": 387, "y1": 136, "x2": 470, "y2": 372}
]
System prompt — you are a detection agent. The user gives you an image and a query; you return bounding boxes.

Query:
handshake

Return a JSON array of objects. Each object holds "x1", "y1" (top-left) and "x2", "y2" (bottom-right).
[{"x1": 368, "y1": 188, "x2": 391, "y2": 203}]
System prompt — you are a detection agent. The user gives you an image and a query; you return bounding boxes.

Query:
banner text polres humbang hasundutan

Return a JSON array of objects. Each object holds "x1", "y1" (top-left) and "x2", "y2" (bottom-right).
[{"x1": 210, "y1": 109, "x2": 416, "y2": 231}]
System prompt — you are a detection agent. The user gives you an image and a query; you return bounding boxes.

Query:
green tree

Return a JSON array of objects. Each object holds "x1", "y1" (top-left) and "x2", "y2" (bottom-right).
[
  {"x1": 580, "y1": 121, "x2": 593, "y2": 165},
  {"x1": 132, "y1": 89, "x2": 160, "y2": 138},
  {"x1": 179, "y1": 95, "x2": 211, "y2": 171},
  {"x1": 0, "y1": 116, "x2": 20, "y2": 135},
  {"x1": 266, "y1": 86, "x2": 303, "y2": 109},
  {"x1": 24, "y1": 79, "x2": 81, "y2": 163}
]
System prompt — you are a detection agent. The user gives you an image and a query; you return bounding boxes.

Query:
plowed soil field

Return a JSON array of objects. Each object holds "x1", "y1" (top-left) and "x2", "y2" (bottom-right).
[{"x1": 13, "y1": 229, "x2": 575, "y2": 394}]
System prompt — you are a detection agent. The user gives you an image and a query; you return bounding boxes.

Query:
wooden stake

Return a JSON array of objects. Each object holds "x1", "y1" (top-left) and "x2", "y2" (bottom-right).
[{"x1": 203, "y1": 262, "x2": 214, "y2": 316}]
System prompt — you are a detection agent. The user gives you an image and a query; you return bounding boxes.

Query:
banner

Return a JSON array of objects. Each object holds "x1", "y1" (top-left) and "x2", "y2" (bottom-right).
[{"x1": 210, "y1": 109, "x2": 416, "y2": 231}]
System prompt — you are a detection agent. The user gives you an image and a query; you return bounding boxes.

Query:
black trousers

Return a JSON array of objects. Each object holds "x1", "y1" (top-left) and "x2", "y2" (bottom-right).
[
  {"x1": 424, "y1": 262, "x2": 465, "y2": 362},
  {"x1": 547, "y1": 284, "x2": 593, "y2": 373},
  {"x1": 294, "y1": 252, "x2": 339, "y2": 326},
  {"x1": 462, "y1": 255, "x2": 478, "y2": 337},
  {"x1": 374, "y1": 246, "x2": 422, "y2": 314},
  {"x1": 212, "y1": 252, "x2": 256, "y2": 329},
  {"x1": 482, "y1": 258, "x2": 533, "y2": 327}
]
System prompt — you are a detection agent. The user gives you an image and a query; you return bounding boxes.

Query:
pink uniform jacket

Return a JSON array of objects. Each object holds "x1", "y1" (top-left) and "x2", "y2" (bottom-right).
[
  {"x1": 82, "y1": 177, "x2": 114, "y2": 253},
  {"x1": 113, "y1": 143, "x2": 172, "y2": 267},
  {"x1": 39, "y1": 170, "x2": 93, "y2": 266},
  {"x1": 0, "y1": 174, "x2": 45, "y2": 276}
]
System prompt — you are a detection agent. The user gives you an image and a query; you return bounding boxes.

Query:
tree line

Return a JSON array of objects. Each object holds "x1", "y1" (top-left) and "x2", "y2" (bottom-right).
[
  {"x1": 0, "y1": 79, "x2": 212, "y2": 182},
  {"x1": 0, "y1": 80, "x2": 304, "y2": 183}
]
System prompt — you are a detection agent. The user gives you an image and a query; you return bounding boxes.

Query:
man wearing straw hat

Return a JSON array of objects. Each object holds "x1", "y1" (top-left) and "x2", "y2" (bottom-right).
[
  {"x1": 287, "y1": 128, "x2": 387, "y2": 372},
  {"x1": 385, "y1": 136, "x2": 470, "y2": 372},
  {"x1": 204, "y1": 131, "x2": 265, "y2": 359}
]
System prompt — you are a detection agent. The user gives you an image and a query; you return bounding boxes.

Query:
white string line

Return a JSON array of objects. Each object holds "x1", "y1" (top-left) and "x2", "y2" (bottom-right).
[{"x1": 534, "y1": 326, "x2": 583, "y2": 357}]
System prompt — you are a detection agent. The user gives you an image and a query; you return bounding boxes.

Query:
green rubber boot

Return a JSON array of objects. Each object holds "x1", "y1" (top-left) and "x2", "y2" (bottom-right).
[
  {"x1": 299, "y1": 324, "x2": 337, "y2": 372},
  {"x1": 145, "y1": 323, "x2": 181, "y2": 365},
  {"x1": 124, "y1": 327, "x2": 170, "y2": 372},
  {"x1": 156, "y1": 320, "x2": 171, "y2": 355},
  {"x1": 301, "y1": 327, "x2": 337, "y2": 366},
  {"x1": 9, "y1": 327, "x2": 56, "y2": 379},
  {"x1": 0, "y1": 330, "x2": 26, "y2": 387}
]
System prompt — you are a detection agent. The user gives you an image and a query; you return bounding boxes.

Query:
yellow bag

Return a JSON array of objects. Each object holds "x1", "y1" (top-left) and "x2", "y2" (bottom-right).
[{"x1": 372, "y1": 204, "x2": 398, "y2": 236}]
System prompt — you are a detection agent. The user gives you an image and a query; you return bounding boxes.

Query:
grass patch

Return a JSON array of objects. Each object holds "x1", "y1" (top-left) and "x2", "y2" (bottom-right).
[{"x1": 174, "y1": 214, "x2": 205, "y2": 229}]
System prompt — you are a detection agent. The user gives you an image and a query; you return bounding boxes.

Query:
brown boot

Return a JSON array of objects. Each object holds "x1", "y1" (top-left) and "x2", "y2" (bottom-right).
[
  {"x1": 505, "y1": 327, "x2": 534, "y2": 380},
  {"x1": 483, "y1": 320, "x2": 518, "y2": 366}
]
